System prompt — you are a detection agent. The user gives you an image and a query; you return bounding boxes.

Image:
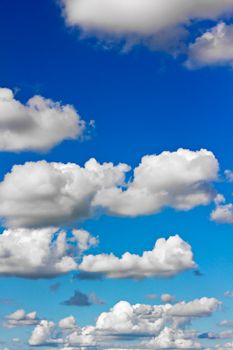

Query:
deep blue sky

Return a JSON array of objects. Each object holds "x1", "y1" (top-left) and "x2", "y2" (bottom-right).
[{"x1": 1, "y1": 1, "x2": 233, "y2": 349}]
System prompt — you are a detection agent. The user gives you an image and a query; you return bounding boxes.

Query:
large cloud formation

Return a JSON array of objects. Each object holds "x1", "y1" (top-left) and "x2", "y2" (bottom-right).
[
  {"x1": 94, "y1": 149, "x2": 218, "y2": 217},
  {"x1": 60, "y1": 0, "x2": 233, "y2": 52},
  {"x1": 0, "y1": 149, "x2": 218, "y2": 227},
  {"x1": 0, "y1": 230, "x2": 196, "y2": 280},
  {"x1": 60, "y1": 1, "x2": 233, "y2": 35},
  {"x1": 0, "y1": 158, "x2": 129, "y2": 227},
  {"x1": 79, "y1": 235, "x2": 196, "y2": 279},
  {"x1": 0, "y1": 87, "x2": 86, "y2": 152},
  {"x1": 28, "y1": 297, "x2": 221, "y2": 348},
  {"x1": 95, "y1": 298, "x2": 220, "y2": 335},
  {"x1": 0, "y1": 228, "x2": 96, "y2": 278}
]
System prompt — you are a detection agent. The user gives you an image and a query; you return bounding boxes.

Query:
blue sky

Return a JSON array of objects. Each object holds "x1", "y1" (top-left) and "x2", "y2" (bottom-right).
[{"x1": 1, "y1": 1, "x2": 233, "y2": 349}]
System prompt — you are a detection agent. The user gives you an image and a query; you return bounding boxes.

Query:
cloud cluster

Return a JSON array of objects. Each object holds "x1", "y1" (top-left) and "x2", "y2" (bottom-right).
[
  {"x1": 95, "y1": 297, "x2": 220, "y2": 338},
  {"x1": 0, "y1": 88, "x2": 86, "y2": 152},
  {"x1": 4, "y1": 309, "x2": 39, "y2": 328},
  {"x1": 0, "y1": 149, "x2": 218, "y2": 227},
  {"x1": 0, "y1": 228, "x2": 195, "y2": 280},
  {"x1": 28, "y1": 297, "x2": 221, "y2": 349},
  {"x1": 142, "y1": 327, "x2": 202, "y2": 349},
  {"x1": 186, "y1": 22, "x2": 233, "y2": 68},
  {"x1": 0, "y1": 227, "x2": 96, "y2": 278},
  {"x1": 95, "y1": 300, "x2": 164, "y2": 336},
  {"x1": 60, "y1": 0, "x2": 233, "y2": 52},
  {"x1": 79, "y1": 235, "x2": 196, "y2": 279}
]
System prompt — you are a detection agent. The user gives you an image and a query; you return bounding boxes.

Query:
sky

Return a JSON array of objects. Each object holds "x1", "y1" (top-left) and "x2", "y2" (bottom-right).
[{"x1": 1, "y1": 0, "x2": 233, "y2": 349}]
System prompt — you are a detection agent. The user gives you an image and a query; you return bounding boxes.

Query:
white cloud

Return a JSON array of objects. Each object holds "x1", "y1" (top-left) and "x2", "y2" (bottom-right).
[
  {"x1": 28, "y1": 320, "x2": 63, "y2": 346},
  {"x1": 28, "y1": 298, "x2": 220, "y2": 349},
  {"x1": 4, "y1": 309, "x2": 39, "y2": 328},
  {"x1": 66, "y1": 326, "x2": 97, "y2": 347},
  {"x1": 72, "y1": 229, "x2": 98, "y2": 253},
  {"x1": 59, "y1": 316, "x2": 77, "y2": 330},
  {"x1": 0, "y1": 227, "x2": 96, "y2": 278},
  {"x1": 0, "y1": 158, "x2": 129, "y2": 227},
  {"x1": 211, "y1": 204, "x2": 233, "y2": 224},
  {"x1": 167, "y1": 297, "x2": 221, "y2": 317},
  {"x1": 186, "y1": 22, "x2": 233, "y2": 68},
  {"x1": 0, "y1": 229, "x2": 195, "y2": 281},
  {"x1": 79, "y1": 235, "x2": 196, "y2": 279},
  {"x1": 95, "y1": 300, "x2": 164, "y2": 336},
  {"x1": 0, "y1": 87, "x2": 86, "y2": 152},
  {"x1": 142, "y1": 327, "x2": 202, "y2": 349},
  {"x1": 94, "y1": 149, "x2": 219, "y2": 217},
  {"x1": 0, "y1": 149, "x2": 218, "y2": 228},
  {"x1": 95, "y1": 298, "x2": 220, "y2": 336},
  {"x1": 60, "y1": 0, "x2": 233, "y2": 51}
]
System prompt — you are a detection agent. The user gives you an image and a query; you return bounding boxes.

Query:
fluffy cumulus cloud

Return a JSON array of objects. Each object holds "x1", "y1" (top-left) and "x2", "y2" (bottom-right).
[
  {"x1": 142, "y1": 327, "x2": 202, "y2": 349},
  {"x1": 211, "y1": 203, "x2": 233, "y2": 224},
  {"x1": 72, "y1": 229, "x2": 98, "y2": 253},
  {"x1": 0, "y1": 87, "x2": 86, "y2": 152},
  {"x1": 186, "y1": 22, "x2": 233, "y2": 68},
  {"x1": 59, "y1": 316, "x2": 77, "y2": 330},
  {"x1": 60, "y1": 0, "x2": 233, "y2": 52},
  {"x1": 66, "y1": 326, "x2": 97, "y2": 348},
  {"x1": 95, "y1": 300, "x2": 164, "y2": 336},
  {"x1": 28, "y1": 320, "x2": 63, "y2": 346},
  {"x1": 27, "y1": 297, "x2": 221, "y2": 349},
  {"x1": 166, "y1": 297, "x2": 220, "y2": 318},
  {"x1": 79, "y1": 235, "x2": 196, "y2": 279},
  {"x1": 96, "y1": 298, "x2": 220, "y2": 337},
  {"x1": 0, "y1": 227, "x2": 196, "y2": 281},
  {"x1": 0, "y1": 227, "x2": 97, "y2": 278},
  {"x1": 0, "y1": 149, "x2": 218, "y2": 228},
  {"x1": 94, "y1": 149, "x2": 219, "y2": 217},
  {"x1": 4, "y1": 309, "x2": 39, "y2": 328},
  {"x1": 0, "y1": 158, "x2": 129, "y2": 227},
  {"x1": 0, "y1": 149, "x2": 218, "y2": 226}
]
